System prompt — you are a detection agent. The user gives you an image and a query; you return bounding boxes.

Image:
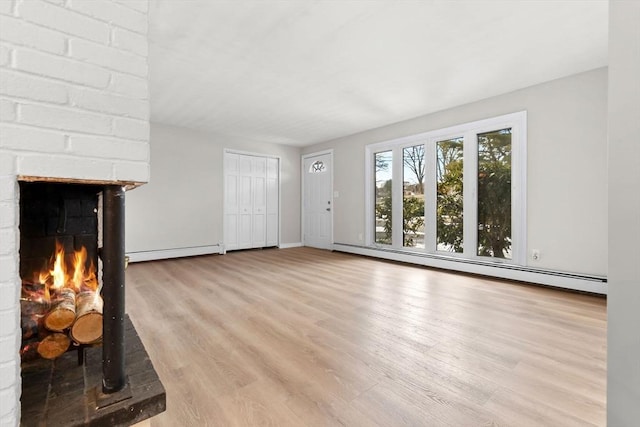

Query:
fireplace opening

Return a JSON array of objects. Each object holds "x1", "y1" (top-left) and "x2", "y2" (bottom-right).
[
  {"x1": 19, "y1": 182, "x2": 103, "y2": 361},
  {"x1": 18, "y1": 181, "x2": 165, "y2": 426}
]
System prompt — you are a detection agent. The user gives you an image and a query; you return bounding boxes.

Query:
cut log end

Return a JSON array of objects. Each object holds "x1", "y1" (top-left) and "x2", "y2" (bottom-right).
[
  {"x1": 44, "y1": 308, "x2": 75, "y2": 332},
  {"x1": 44, "y1": 288, "x2": 76, "y2": 332},
  {"x1": 37, "y1": 333, "x2": 70, "y2": 360},
  {"x1": 71, "y1": 312, "x2": 103, "y2": 344}
]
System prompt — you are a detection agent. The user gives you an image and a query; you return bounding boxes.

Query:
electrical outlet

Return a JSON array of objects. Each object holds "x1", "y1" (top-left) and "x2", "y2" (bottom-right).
[
  {"x1": 358, "y1": 233, "x2": 363, "y2": 241},
  {"x1": 532, "y1": 249, "x2": 540, "y2": 261}
]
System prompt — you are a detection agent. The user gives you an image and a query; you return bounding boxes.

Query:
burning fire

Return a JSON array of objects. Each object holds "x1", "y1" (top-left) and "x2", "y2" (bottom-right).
[
  {"x1": 21, "y1": 240, "x2": 104, "y2": 361},
  {"x1": 31, "y1": 240, "x2": 98, "y2": 294}
]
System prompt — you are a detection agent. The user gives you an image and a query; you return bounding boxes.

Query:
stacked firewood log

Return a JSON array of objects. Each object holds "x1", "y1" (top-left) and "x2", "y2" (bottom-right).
[{"x1": 21, "y1": 283, "x2": 103, "y2": 361}]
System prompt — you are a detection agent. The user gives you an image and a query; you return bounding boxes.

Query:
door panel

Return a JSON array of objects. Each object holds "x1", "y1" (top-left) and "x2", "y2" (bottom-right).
[
  {"x1": 238, "y1": 214, "x2": 252, "y2": 248},
  {"x1": 303, "y1": 153, "x2": 332, "y2": 249}
]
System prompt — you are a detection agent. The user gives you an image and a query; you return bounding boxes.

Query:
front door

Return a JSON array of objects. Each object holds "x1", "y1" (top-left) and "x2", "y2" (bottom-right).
[{"x1": 303, "y1": 152, "x2": 333, "y2": 249}]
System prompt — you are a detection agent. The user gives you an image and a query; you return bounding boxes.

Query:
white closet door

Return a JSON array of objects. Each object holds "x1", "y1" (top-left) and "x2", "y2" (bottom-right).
[
  {"x1": 252, "y1": 156, "x2": 267, "y2": 247},
  {"x1": 224, "y1": 151, "x2": 279, "y2": 252},
  {"x1": 224, "y1": 153, "x2": 239, "y2": 250},
  {"x1": 238, "y1": 155, "x2": 253, "y2": 249},
  {"x1": 266, "y1": 158, "x2": 279, "y2": 246}
]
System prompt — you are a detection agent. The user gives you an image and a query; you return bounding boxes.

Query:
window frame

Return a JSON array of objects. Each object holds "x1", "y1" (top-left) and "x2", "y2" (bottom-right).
[{"x1": 365, "y1": 111, "x2": 527, "y2": 265}]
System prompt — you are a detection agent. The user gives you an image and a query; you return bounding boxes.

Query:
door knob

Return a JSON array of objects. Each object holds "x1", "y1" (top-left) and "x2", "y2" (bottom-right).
[{"x1": 326, "y1": 208, "x2": 331, "y2": 212}]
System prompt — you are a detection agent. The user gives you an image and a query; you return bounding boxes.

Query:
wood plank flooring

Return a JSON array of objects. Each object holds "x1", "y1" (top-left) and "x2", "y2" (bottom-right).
[{"x1": 125, "y1": 247, "x2": 606, "y2": 427}]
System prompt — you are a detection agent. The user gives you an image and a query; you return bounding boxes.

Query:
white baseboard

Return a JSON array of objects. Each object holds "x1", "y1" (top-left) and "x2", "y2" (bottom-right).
[
  {"x1": 333, "y1": 244, "x2": 607, "y2": 295},
  {"x1": 127, "y1": 245, "x2": 223, "y2": 263},
  {"x1": 279, "y1": 242, "x2": 303, "y2": 249}
]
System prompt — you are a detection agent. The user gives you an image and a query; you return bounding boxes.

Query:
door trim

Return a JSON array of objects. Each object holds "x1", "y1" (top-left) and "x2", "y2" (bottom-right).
[{"x1": 301, "y1": 150, "x2": 334, "y2": 249}]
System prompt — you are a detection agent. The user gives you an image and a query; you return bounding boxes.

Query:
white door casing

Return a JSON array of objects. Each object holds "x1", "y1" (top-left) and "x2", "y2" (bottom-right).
[{"x1": 303, "y1": 152, "x2": 333, "y2": 249}]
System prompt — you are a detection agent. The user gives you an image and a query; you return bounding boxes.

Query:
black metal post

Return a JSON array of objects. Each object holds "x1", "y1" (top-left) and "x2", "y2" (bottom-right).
[{"x1": 102, "y1": 185, "x2": 126, "y2": 394}]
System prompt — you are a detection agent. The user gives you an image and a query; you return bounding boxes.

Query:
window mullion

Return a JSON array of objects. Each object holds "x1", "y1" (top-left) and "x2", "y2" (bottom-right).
[
  {"x1": 425, "y1": 141, "x2": 437, "y2": 253},
  {"x1": 462, "y1": 131, "x2": 477, "y2": 258},
  {"x1": 392, "y1": 146, "x2": 404, "y2": 248}
]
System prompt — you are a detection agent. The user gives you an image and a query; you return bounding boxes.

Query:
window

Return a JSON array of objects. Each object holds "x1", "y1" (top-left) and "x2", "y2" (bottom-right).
[
  {"x1": 436, "y1": 137, "x2": 464, "y2": 253},
  {"x1": 477, "y1": 129, "x2": 512, "y2": 259},
  {"x1": 403, "y1": 145, "x2": 425, "y2": 248},
  {"x1": 366, "y1": 112, "x2": 526, "y2": 265},
  {"x1": 374, "y1": 151, "x2": 392, "y2": 244},
  {"x1": 309, "y1": 160, "x2": 326, "y2": 173}
]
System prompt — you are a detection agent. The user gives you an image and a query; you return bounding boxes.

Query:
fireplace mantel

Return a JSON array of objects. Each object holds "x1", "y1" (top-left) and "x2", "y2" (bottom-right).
[{"x1": 18, "y1": 176, "x2": 146, "y2": 191}]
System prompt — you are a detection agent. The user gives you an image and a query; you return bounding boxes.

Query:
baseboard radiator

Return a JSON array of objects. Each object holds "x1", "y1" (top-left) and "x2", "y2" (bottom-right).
[
  {"x1": 127, "y1": 244, "x2": 224, "y2": 263},
  {"x1": 332, "y1": 243, "x2": 607, "y2": 295}
]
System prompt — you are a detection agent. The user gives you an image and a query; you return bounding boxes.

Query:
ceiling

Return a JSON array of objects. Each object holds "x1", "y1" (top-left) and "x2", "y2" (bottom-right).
[{"x1": 148, "y1": 1, "x2": 608, "y2": 147}]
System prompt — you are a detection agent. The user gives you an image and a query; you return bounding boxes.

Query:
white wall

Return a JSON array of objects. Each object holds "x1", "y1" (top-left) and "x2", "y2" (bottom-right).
[
  {"x1": 125, "y1": 123, "x2": 301, "y2": 255},
  {"x1": 303, "y1": 68, "x2": 608, "y2": 277},
  {"x1": 0, "y1": 1, "x2": 150, "y2": 425},
  {"x1": 607, "y1": 0, "x2": 640, "y2": 424}
]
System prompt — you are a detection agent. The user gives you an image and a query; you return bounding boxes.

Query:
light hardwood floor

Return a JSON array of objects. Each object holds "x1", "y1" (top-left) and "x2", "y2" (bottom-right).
[{"x1": 125, "y1": 247, "x2": 606, "y2": 427}]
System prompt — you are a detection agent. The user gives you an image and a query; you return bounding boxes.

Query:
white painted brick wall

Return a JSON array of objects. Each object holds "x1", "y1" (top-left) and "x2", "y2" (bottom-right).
[
  {"x1": 0, "y1": 1, "x2": 149, "y2": 425},
  {"x1": 70, "y1": 87, "x2": 148, "y2": 119},
  {"x1": 17, "y1": 103, "x2": 113, "y2": 134},
  {"x1": 69, "y1": 38, "x2": 147, "y2": 76},
  {"x1": 0, "y1": 45, "x2": 10, "y2": 67},
  {"x1": 113, "y1": 116, "x2": 149, "y2": 141},
  {"x1": 67, "y1": 0, "x2": 148, "y2": 34},
  {"x1": 0, "y1": 1, "x2": 14, "y2": 16},
  {"x1": 0, "y1": 15, "x2": 66, "y2": 54},
  {"x1": 0, "y1": 99, "x2": 16, "y2": 121},
  {"x1": 114, "y1": 0, "x2": 148, "y2": 14},
  {"x1": 1, "y1": 125, "x2": 67, "y2": 153},
  {"x1": 69, "y1": 135, "x2": 149, "y2": 162},
  {"x1": 17, "y1": 0, "x2": 111, "y2": 44},
  {"x1": 0, "y1": 70, "x2": 69, "y2": 104},
  {"x1": 14, "y1": 48, "x2": 112, "y2": 88},
  {"x1": 112, "y1": 27, "x2": 148, "y2": 57},
  {"x1": 109, "y1": 73, "x2": 148, "y2": 99}
]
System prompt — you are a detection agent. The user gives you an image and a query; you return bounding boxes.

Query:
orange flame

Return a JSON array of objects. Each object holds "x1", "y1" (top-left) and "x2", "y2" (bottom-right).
[
  {"x1": 50, "y1": 241, "x2": 67, "y2": 290},
  {"x1": 38, "y1": 240, "x2": 98, "y2": 293},
  {"x1": 73, "y1": 247, "x2": 98, "y2": 292}
]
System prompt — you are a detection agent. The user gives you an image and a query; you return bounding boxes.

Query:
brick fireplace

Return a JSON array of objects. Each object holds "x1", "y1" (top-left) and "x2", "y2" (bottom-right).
[{"x1": 0, "y1": 1, "x2": 157, "y2": 425}]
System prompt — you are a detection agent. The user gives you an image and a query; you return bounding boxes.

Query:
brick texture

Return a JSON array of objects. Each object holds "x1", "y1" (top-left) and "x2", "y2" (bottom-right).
[
  {"x1": 0, "y1": 70, "x2": 69, "y2": 104},
  {"x1": 18, "y1": 103, "x2": 113, "y2": 134},
  {"x1": 17, "y1": 0, "x2": 110, "y2": 44},
  {"x1": 67, "y1": 0, "x2": 147, "y2": 34},
  {"x1": 0, "y1": 1, "x2": 149, "y2": 425},
  {"x1": 0, "y1": 98, "x2": 16, "y2": 121},
  {"x1": 0, "y1": 0, "x2": 14, "y2": 16},
  {"x1": 0, "y1": 15, "x2": 66, "y2": 54},
  {"x1": 14, "y1": 48, "x2": 112, "y2": 89},
  {"x1": 109, "y1": 73, "x2": 148, "y2": 100},
  {"x1": 114, "y1": 0, "x2": 148, "y2": 14},
  {"x1": 69, "y1": 38, "x2": 147, "y2": 77},
  {"x1": 112, "y1": 27, "x2": 148, "y2": 56},
  {"x1": 0, "y1": 44, "x2": 10, "y2": 66},
  {"x1": 0, "y1": 124, "x2": 67, "y2": 153}
]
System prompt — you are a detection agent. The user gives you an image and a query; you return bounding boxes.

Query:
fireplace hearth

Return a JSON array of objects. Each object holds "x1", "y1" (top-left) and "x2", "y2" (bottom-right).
[{"x1": 21, "y1": 315, "x2": 165, "y2": 426}]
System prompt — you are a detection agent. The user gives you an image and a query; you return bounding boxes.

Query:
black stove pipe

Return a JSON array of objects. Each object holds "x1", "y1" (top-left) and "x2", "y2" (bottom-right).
[{"x1": 102, "y1": 185, "x2": 126, "y2": 393}]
